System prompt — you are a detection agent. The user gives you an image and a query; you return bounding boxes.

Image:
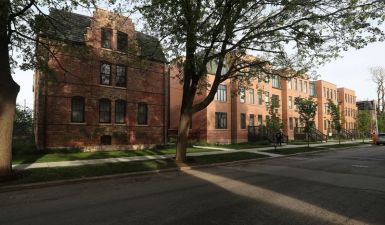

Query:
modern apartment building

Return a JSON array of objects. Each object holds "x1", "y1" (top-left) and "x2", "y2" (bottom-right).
[
  {"x1": 33, "y1": 9, "x2": 168, "y2": 150},
  {"x1": 338, "y1": 88, "x2": 358, "y2": 130}
]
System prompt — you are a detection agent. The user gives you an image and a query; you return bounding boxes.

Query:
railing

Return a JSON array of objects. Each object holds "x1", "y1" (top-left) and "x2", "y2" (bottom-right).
[
  {"x1": 248, "y1": 126, "x2": 288, "y2": 144},
  {"x1": 294, "y1": 127, "x2": 326, "y2": 142}
]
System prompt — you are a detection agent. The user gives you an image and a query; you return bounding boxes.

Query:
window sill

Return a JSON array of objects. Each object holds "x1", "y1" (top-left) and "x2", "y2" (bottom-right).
[
  {"x1": 136, "y1": 124, "x2": 149, "y2": 127},
  {"x1": 99, "y1": 123, "x2": 113, "y2": 125},
  {"x1": 114, "y1": 86, "x2": 127, "y2": 90},
  {"x1": 99, "y1": 84, "x2": 113, "y2": 88},
  {"x1": 69, "y1": 122, "x2": 86, "y2": 125}
]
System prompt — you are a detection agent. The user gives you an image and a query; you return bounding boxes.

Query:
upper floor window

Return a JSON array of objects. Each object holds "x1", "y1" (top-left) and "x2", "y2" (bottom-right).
[
  {"x1": 71, "y1": 96, "x2": 85, "y2": 123},
  {"x1": 265, "y1": 91, "x2": 270, "y2": 104},
  {"x1": 272, "y1": 75, "x2": 280, "y2": 88},
  {"x1": 272, "y1": 94, "x2": 279, "y2": 107},
  {"x1": 294, "y1": 78, "x2": 298, "y2": 91},
  {"x1": 249, "y1": 89, "x2": 254, "y2": 104},
  {"x1": 239, "y1": 87, "x2": 245, "y2": 103},
  {"x1": 100, "y1": 62, "x2": 111, "y2": 85},
  {"x1": 101, "y1": 29, "x2": 112, "y2": 49},
  {"x1": 115, "y1": 100, "x2": 126, "y2": 124},
  {"x1": 117, "y1": 31, "x2": 128, "y2": 52},
  {"x1": 215, "y1": 112, "x2": 227, "y2": 129},
  {"x1": 324, "y1": 87, "x2": 326, "y2": 97},
  {"x1": 215, "y1": 84, "x2": 227, "y2": 102},
  {"x1": 258, "y1": 90, "x2": 263, "y2": 105},
  {"x1": 116, "y1": 65, "x2": 126, "y2": 87},
  {"x1": 304, "y1": 81, "x2": 307, "y2": 93},
  {"x1": 310, "y1": 82, "x2": 315, "y2": 97},
  {"x1": 287, "y1": 79, "x2": 292, "y2": 90},
  {"x1": 99, "y1": 99, "x2": 111, "y2": 123},
  {"x1": 299, "y1": 80, "x2": 303, "y2": 92},
  {"x1": 137, "y1": 102, "x2": 148, "y2": 125},
  {"x1": 289, "y1": 96, "x2": 293, "y2": 109}
]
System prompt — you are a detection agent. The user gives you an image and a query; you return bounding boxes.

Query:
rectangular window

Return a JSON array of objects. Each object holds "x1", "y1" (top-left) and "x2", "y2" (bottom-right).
[
  {"x1": 294, "y1": 118, "x2": 299, "y2": 128},
  {"x1": 215, "y1": 84, "x2": 227, "y2": 102},
  {"x1": 249, "y1": 89, "x2": 254, "y2": 104},
  {"x1": 324, "y1": 103, "x2": 328, "y2": 114},
  {"x1": 240, "y1": 113, "x2": 246, "y2": 129},
  {"x1": 258, "y1": 90, "x2": 263, "y2": 105},
  {"x1": 334, "y1": 90, "x2": 337, "y2": 100},
  {"x1": 71, "y1": 97, "x2": 85, "y2": 123},
  {"x1": 265, "y1": 91, "x2": 270, "y2": 104},
  {"x1": 99, "y1": 99, "x2": 111, "y2": 123},
  {"x1": 116, "y1": 65, "x2": 126, "y2": 87},
  {"x1": 289, "y1": 117, "x2": 293, "y2": 130},
  {"x1": 100, "y1": 62, "x2": 111, "y2": 85},
  {"x1": 327, "y1": 88, "x2": 330, "y2": 99},
  {"x1": 310, "y1": 82, "x2": 315, "y2": 97},
  {"x1": 137, "y1": 103, "x2": 148, "y2": 125},
  {"x1": 215, "y1": 112, "x2": 227, "y2": 129},
  {"x1": 115, "y1": 100, "x2": 126, "y2": 124},
  {"x1": 294, "y1": 79, "x2": 298, "y2": 91},
  {"x1": 101, "y1": 29, "x2": 112, "y2": 49},
  {"x1": 304, "y1": 81, "x2": 307, "y2": 93},
  {"x1": 250, "y1": 114, "x2": 255, "y2": 126},
  {"x1": 272, "y1": 75, "x2": 280, "y2": 88},
  {"x1": 117, "y1": 31, "x2": 128, "y2": 52},
  {"x1": 289, "y1": 96, "x2": 293, "y2": 109},
  {"x1": 239, "y1": 87, "x2": 245, "y2": 103},
  {"x1": 288, "y1": 79, "x2": 292, "y2": 90},
  {"x1": 258, "y1": 115, "x2": 262, "y2": 126},
  {"x1": 299, "y1": 80, "x2": 303, "y2": 92},
  {"x1": 324, "y1": 87, "x2": 326, "y2": 97},
  {"x1": 272, "y1": 94, "x2": 279, "y2": 107}
]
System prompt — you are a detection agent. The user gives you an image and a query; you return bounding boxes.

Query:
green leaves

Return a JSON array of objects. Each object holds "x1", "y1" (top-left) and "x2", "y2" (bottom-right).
[{"x1": 294, "y1": 97, "x2": 317, "y2": 132}]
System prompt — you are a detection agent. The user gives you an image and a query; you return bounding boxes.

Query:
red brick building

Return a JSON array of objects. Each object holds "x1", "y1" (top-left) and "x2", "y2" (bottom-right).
[{"x1": 33, "y1": 9, "x2": 168, "y2": 150}]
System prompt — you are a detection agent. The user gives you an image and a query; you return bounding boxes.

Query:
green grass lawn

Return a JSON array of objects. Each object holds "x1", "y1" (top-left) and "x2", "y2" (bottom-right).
[
  {"x1": 3, "y1": 152, "x2": 269, "y2": 186},
  {"x1": 265, "y1": 143, "x2": 366, "y2": 155},
  {"x1": 12, "y1": 147, "x2": 218, "y2": 164}
]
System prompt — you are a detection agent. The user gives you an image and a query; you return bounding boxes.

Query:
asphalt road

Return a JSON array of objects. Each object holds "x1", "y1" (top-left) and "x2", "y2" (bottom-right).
[{"x1": 1, "y1": 145, "x2": 385, "y2": 225}]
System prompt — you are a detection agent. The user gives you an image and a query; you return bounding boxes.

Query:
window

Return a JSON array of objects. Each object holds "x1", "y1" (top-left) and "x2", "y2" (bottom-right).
[
  {"x1": 272, "y1": 75, "x2": 280, "y2": 88},
  {"x1": 101, "y1": 29, "x2": 112, "y2": 49},
  {"x1": 265, "y1": 91, "x2": 270, "y2": 104},
  {"x1": 258, "y1": 115, "x2": 262, "y2": 125},
  {"x1": 215, "y1": 84, "x2": 227, "y2": 102},
  {"x1": 240, "y1": 113, "x2": 246, "y2": 129},
  {"x1": 100, "y1": 135, "x2": 112, "y2": 145},
  {"x1": 215, "y1": 112, "x2": 227, "y2": 129},
  {"x1": 250, "y1": 114, "x2": 255, "y2": 126},
  {"x1": 117, "y1": 31, "x2": 128, "y2": 52},
  {"x1": 310, "y1": 82, "x2": 315, "y2": 96},
  {"x1": 345, "y1": 94, "x2": 347, "y2": 102},
  {"x1": 327, "y1": 88, "x2": 330, "y2": 99},
  {"x1": 299, "y1": 80, "x2": 303, "y2": 92},
  {"x1": 100, "y1": 62, "x2": 111, "y2": 85},
  {"x1": 271, "y1": 94, "x2": 279, "y2": 107},
  {"x1": 304, "y1": 81, "x2": 307, "y2": 93},
  {"x1": 116, "y1": 65, "x2": 126, "y2": 87},
  {"x1": 239, "y1": 87, "x2": 245, "y2": 103},
  {"x1": 249, "y1": 89, "x2": 254, "y2": 104},
  {"x1": 288, "y1": 79, "x2": 292, "y2": 90},
  {"x1": 324, "y1": 120, "x2": 327, "y2": 130},
  {"x1": 137, "y1": 102, "x2": 148, "y2": 125},
  {"x1": 294, "y1": 118, "x2": 299, "y2": 128},
  {"x1": 324, "y1": 87, "x2": 326, "y2": 97},
  {"x1": 289, "y1": 96, "x2": 293, "y2": 109},
  {"x1": 71, "y1": 96, "x2": 85, "y2": 122},
  {"x1": 294, "y1": 78, "x2": 298, "y2": 91},
  {"x1": 258, "y1": 90, "x2": 263, "y2": 105},
  {"x1": 115, "y1": 100, "x2": 126, "y2": 124},
  {"x1": 99, "y1": 99, "x2": 111, "y2": 123},
  {"x1": 334, "y1": 90, "x2": 337, "y2": 100},
  {"x1": 289, "y1": 117, "x2": 293, "y2": 130},
  {"x1": 324, "y1": 103, "x2": 328, "y2": 114}
]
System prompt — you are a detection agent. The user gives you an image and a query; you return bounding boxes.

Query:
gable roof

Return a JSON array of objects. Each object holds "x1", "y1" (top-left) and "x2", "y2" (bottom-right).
[{"x1": 37, "y1": 9, "x2": 166, "y2": 63}]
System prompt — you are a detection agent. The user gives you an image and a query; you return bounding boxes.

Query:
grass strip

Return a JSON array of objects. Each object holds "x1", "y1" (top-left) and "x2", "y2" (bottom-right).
[
  {"x1": 265, "y1": 143, "x2": 366, "y2": 155},
  {"x1": 3, "y1": 152, "x2": 269, "y2": 186},
  {"x1": 12, "y1": 147, "x2": 217, "y2": 164}
]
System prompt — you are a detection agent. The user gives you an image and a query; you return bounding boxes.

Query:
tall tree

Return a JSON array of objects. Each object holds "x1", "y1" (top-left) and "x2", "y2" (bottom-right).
[
  {"x1": 294, "y1": 97, "x2": 317, "y2": 147},
  {"x1": 357, "y1": 110, "x2": 372, "y2": 143},
  {"x1": 0, "y1": 0, "x2": 98, "y2": 176},
  {"x1": 328, "y1": 99, "x2": 342, "y2": 144},
  {"x1": 135, "y1": 0, "x2": 385, "y2": 162},
  {"x1": 370, "y1": 66, "x2": 385, "y2": 113}
]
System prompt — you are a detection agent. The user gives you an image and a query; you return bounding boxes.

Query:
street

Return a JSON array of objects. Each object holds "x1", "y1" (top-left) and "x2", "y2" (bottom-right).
[{"x1": 1, "y1": 145, "x2": 385, "y2": 225}]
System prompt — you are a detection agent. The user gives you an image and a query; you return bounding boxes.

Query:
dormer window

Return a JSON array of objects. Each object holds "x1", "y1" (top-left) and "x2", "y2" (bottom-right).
[
  {"x1": 101, "y1": 29, "x2": 112, "y2": 49},
  {"x1": 117, "y1": 31, "x2": 128, "y2": 52}
]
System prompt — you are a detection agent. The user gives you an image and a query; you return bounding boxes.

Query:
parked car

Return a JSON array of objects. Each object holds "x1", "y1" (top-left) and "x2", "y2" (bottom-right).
[{"x1": 376, "y1": 133, "x2": 385, "y2": 145}]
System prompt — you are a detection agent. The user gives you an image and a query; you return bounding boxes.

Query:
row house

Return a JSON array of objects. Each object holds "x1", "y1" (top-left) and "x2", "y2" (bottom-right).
[
  {"x1": 33, "y1": 9, "x2": 168, "y2": 150},
  {"x1": 338, "y1": 88, "x2": 358, "y2": 130}
]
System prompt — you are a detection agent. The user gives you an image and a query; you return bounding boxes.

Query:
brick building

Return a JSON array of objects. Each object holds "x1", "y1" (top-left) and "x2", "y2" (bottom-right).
[
  {"x1": 338, "y1": 88, "x2": 358, "y2": 130},
  {"x1": 34, "y1": 9, "x2": 168, "y2": 150}
]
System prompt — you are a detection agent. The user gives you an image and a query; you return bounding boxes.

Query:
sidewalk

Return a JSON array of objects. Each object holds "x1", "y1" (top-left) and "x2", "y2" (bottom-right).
[{"x1": 12, "y1": 140, "x2": 367, "y2": 171}]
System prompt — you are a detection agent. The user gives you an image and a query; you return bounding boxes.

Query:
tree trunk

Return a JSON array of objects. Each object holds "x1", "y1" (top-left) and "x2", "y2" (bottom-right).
[
  {"x1": 176, "y1": 111, "x2": 191, "y2": 162},
  {"x1": 0, "y1": 1, "x2": 20, "y2": 176}
]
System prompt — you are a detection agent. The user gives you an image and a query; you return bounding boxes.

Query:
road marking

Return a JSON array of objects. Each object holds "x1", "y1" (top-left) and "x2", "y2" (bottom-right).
[{"x1": 352, "y1": 165, "x2": 369, "y2": 168}]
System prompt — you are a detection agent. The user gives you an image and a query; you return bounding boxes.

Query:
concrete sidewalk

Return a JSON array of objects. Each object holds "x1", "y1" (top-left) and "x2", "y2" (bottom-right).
[{"x1": 12, "y1": 140, "x2": 368, "y2": 171}]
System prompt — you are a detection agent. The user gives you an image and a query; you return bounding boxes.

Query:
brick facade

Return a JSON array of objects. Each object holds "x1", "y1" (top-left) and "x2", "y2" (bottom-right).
[{"x1": 34, "y1": 9, "x2": 168, "y2": 150}]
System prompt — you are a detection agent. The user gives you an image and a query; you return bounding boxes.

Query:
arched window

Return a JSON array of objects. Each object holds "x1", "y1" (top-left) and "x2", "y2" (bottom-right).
[
  {"x1": 115, "y1": 100, "x2": 126, "y2": 124},
  {"x1": 71, "y1": 96, "x2": 85, "y2": 122},
  {"x1": 137, "y1": 102, "x2": 148, "y2": 125},
  {"x1": 99, "y1": 99, "x2": 111, "y2": 123}
]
